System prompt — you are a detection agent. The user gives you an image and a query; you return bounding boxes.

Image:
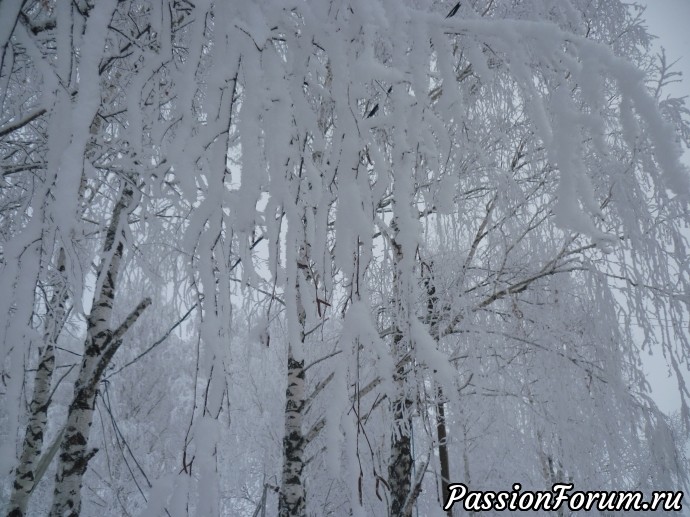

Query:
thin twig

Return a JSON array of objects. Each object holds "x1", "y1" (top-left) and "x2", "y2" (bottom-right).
[{"x1": 106, "y1": 303, "x2": 198, "y2": 379}]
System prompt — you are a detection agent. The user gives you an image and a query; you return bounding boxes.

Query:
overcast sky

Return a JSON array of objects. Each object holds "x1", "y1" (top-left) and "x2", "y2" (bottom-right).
[
  {"x1": 643, "y1": 0, "x2": 690, "y2": 100},
  {"x1": 639, "y1": 0, "x2": 689, "y2": 416}
]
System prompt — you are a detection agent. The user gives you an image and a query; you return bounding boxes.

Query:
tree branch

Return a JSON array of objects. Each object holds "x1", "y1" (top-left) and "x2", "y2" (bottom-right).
[
  {"x1": 0, "y1": 108, "x2": 47, "y2": 139},
  {"x1": 106, "y1": 302, "x2": 197, "y2": 379}
]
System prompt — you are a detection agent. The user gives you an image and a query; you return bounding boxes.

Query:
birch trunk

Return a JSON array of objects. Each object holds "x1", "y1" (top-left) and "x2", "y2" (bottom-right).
[
  {"x1": 7, "y1": 249, "x2": 68, "y2": 517},
  {"x1": 387, "y1": 231, "x2": 415, "y2": 517},
  {"x1": 423, "y1": 265, "x2": 453, "y2": 516},
  {"x1": 279, "y1": 349, "x2": 307, "y2": 517},
  {"x1": 279, "y1": 250, "x2": 308, "y2": 517},
  {"x1": 50, "y1": 186, "x2": 149, "y2": 517},
  {"x1": 388, "y1": 338, "x2": 414, "y2": 517},
  {"x1": 435, "y1": 387, "x2": 452, "y2": 517}
]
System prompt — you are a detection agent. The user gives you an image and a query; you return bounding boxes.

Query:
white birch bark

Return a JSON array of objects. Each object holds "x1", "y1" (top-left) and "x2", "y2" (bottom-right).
[
  {"x1": 279, "y1": 241, "x2": 309, "y2": 517},
  {"x1": 7, "y1": 249, "x2": 67, "y2": 517},
  {"x1": 387, "y1": 229, "x2": 415, "y2": 517},
  {"x1": 279, "y1": 347, "x2": 307, "y2": 517},
  {"x1": 50, "y1": 186, "x2": 150, "y2": 517}
]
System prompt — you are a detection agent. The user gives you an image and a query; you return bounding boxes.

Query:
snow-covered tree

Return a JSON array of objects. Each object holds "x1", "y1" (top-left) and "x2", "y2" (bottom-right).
[{"x1": 2, "y1": 1, "x2": 689, "y2": 516}]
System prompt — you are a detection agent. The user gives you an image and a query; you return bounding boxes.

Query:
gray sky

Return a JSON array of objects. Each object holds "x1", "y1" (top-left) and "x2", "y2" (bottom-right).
[
  {"x1": 639, "y1": 0, "x2": 689, "y2": 416},
  {"x1": 643, "y1": 0, "x2": 690, "y2": 100}
]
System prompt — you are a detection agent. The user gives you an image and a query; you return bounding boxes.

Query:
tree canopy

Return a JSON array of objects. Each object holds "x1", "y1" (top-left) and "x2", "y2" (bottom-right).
[{"x1": 1, "y1": 1, "x2": 689, "y2": 516}]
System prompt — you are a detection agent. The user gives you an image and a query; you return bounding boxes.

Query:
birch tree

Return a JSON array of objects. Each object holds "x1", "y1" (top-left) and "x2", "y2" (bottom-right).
[
  {"x1": 7, "y1": 249, "x2": 68, "y2": 517},
  {"x1": 50, "y1": 182, "x2": 152, "y2": 516},
  {"x1": 2, "y1": 0, "x2": 690, "y2": 516},
  {"x1": 2, "y1": 0, "x2": 191, "y2": 514}
]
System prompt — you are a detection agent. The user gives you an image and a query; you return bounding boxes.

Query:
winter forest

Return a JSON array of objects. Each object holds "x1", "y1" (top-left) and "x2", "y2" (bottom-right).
[{"x1": 1, "y1": 0, "x2": 690, "y2": 515}]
